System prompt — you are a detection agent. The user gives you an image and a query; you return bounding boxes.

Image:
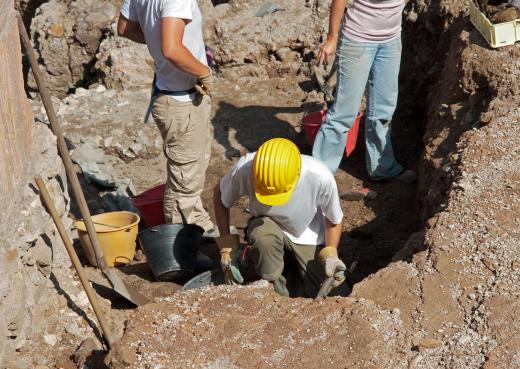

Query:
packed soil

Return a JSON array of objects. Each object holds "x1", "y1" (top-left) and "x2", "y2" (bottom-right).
[{"x1": 10, "y1": 0, "x2": 520, "y2": 368}]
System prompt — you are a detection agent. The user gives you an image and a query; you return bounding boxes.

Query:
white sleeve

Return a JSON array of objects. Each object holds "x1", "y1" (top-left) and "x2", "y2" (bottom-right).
[
  {"x1": 120, "y1": 0, "x2": 138, "y2": 21},
  {"x1": 319, "y1": 174, "x2": 344, "y2": 225},
  {"x1": 219, "y1": 156, "x2": 249, "y2": 209},
  {"x1": 161, "y1": 0, "x2": 193, "y2": 20}
]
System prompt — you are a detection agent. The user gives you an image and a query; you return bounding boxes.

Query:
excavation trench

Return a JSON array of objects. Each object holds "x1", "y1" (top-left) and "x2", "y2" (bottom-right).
[{"x1": 15, "y1": 0, "x2": 518, "y2": 367}]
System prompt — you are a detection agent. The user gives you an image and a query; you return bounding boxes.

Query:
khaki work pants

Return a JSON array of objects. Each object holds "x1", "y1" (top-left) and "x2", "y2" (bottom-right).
[
  {"x1": 245, "y1": 216, "x2": 327, "y2": 297},
  {"x1": 151, "y1": 94, "x2": 213, "y2": 231}
]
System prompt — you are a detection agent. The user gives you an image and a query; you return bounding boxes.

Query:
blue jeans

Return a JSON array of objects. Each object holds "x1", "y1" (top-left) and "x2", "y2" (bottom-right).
[{"x1": 312, "y1": 36, "x2": 403, "y2": 179}]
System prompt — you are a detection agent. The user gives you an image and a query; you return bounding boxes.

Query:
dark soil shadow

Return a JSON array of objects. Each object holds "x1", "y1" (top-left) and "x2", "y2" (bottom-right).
[
  {"x1": 212, "y1": 101, "x2": 302, "y2": 158},
  {"x1": 337, "y1": 113, "x2": 423, "y2": 285}
]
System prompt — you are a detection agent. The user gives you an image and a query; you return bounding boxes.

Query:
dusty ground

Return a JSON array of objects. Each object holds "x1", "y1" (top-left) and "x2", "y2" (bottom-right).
[{"x1": 7, "y1": 0, "x2": 520, "y2": 368}]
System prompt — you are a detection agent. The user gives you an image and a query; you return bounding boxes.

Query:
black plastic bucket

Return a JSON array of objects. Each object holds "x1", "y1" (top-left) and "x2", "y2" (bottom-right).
[{"x1": 138, "y1": 223, "x2": 204, "y2": 282}]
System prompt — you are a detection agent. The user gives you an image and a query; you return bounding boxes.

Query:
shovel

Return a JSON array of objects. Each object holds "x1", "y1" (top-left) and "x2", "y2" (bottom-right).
[
  {"x1": 35, "y1": 177, "x2": 114, "y2": 349},
  {"x1": 17, "y1": 14, "x2": 148, "y2": 306}
]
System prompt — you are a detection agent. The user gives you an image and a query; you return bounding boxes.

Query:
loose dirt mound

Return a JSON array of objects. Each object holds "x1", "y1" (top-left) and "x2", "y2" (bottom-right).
[{"x1": 106, "y1": 281, "x2": 408, "y2": 369}]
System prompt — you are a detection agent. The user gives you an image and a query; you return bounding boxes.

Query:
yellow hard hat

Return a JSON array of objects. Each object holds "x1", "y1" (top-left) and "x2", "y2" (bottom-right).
[{"x1": 252, "y1": 138, "x2": 301, "y2": 206}]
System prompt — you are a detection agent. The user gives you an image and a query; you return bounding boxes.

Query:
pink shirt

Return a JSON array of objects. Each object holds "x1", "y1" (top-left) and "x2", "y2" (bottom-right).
[{"x1": 342, "y1": 0, "x2": 405, "y2": 43}]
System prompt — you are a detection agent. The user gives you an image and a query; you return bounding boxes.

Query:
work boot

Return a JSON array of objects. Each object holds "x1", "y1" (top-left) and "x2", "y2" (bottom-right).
[
  {"x1": 369, "y1": 169, "x2": 417, "y2": 184},
  {"x1": 272, "y1": 275, "x2": 290, "y2": 297},
  {"x1": 393, "y1": 169, "x2": 418, "y2": 184}
]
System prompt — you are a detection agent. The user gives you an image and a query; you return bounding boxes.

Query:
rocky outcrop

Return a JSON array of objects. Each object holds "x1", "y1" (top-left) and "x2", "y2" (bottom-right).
[
  {"x1": 94, "y1": 32, "x2": 154, "y2": 91},
  {"x1": 0, "y1": 3, "x2": 72, "y2": 366},
  {"x1": 205, "y1": 0, "x2": 327, "y2": 81},
  {"x1": 29, "y1": 0, "x2": 118, "y2": 96}
]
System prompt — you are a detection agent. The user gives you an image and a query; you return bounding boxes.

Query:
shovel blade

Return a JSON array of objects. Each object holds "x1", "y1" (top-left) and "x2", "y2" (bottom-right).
[{"x1": 103, "y1": 268, "x2": 149, "y2": 306}]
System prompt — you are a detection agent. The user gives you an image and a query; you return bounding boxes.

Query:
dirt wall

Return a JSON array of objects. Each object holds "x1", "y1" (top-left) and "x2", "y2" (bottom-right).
[{"x1": 0, "y1": 2, "x2": 72, "y2": 367}]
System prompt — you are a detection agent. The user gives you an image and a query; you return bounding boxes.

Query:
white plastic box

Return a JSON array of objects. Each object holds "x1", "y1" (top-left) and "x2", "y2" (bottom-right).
[{"x1": 469, "y1": 0, "x2": 520, "y2": 48}]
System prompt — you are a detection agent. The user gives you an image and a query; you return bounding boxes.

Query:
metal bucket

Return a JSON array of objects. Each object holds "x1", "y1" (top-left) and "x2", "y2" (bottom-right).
[{"x1": 138, "y1": 224, "x2": 204, "y2": 282}]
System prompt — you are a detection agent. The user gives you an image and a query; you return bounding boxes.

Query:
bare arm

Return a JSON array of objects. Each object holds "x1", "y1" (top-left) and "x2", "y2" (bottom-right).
[
  {"x1": 117, "y1": 14, "x2": 146, "y2": 44},
  {"x1": 324, "y1": 217, "x2": 342, "y2": 248},
  {"x1": 161, "y1": 17, "x2": 209, "y2": 77},
  {"x1": 213, "y1": 184, "x2": 231, "y2": 237},
  {"x1": 318, "y1": 0, "x2": 347, "y2": 64}
]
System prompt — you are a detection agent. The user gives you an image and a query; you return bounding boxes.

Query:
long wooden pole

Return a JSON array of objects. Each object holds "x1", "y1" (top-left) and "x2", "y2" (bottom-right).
[{"x1": 35, "y1": 177, "x2": 114, "y2": 349}]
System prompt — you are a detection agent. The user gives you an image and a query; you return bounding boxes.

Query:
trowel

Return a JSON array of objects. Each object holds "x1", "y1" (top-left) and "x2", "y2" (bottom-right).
[
  {"x1": 313, "y1": 60, "x2": 338, "y2": 102},
  {"x1": 181, "y1": 269, "x2": 227, "y2": 291},
  {"x1": 315, "y1": 260, "x2": 357, "y2": 298}
]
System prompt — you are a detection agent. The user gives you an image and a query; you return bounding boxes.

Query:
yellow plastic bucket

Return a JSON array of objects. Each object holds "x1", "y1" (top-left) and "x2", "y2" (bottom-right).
[{"x1": 75, "y1": 211, "x2": 140, "y2": 267}]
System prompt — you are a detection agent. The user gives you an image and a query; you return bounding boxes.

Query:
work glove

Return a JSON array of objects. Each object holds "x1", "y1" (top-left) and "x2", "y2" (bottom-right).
[
  {"x1": 215, "y1": 234, "x2": 244, "y2": 285},
  {"x1": 194, "y1": 68, "x2": 214, "y2": 97},
  {"x1": 318, "y1": 246, "x2": 347, "y2": 287}
]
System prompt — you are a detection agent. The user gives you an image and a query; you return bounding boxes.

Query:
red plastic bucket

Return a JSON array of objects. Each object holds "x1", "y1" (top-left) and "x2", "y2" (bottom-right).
[
  {"x1": 302, "y1": 110, "x2": 362, "y2": 157},
  {"x1": 132, "y1": 184, "x2": 165, "y2": 227}
]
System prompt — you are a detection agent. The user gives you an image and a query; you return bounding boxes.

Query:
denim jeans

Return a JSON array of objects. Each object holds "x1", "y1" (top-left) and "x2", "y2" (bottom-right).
[{"x1": 312, "y1": 35, "x2": 404, "y2": 179}]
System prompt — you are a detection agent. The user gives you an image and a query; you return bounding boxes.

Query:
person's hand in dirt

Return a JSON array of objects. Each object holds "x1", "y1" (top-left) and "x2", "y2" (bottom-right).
[
  {"x1": 319, "y1": 246, "x2": 347, "y2": 286},
  {"x1": 216, "y1": 234, "x2": 244, "y2": 284}
]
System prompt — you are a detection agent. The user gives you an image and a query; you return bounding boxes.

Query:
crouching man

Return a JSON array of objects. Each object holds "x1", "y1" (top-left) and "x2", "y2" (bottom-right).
[{"x1": 213, "y1": 138, "x2": 347, "y2": 297}]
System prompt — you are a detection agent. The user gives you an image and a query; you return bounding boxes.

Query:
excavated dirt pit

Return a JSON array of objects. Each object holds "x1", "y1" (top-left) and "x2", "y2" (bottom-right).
[{"x1": 8, "y1": 0, "x2": 520, "y2": 368}]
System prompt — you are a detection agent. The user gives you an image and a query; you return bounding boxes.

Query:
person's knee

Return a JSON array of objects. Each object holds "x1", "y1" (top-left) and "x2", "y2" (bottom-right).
[{"x1": 246, "y1": 218, "x2": 284, "y2": 280}]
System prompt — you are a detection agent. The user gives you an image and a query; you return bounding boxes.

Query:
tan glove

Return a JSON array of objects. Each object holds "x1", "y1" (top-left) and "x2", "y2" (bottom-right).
[
  {"x1": 318, "y1": 246, "x2": 347, "y2": 287},
  {"x1": 194, "y1": 68, "x2": 214, "y2": 97},
  {"x1": 215, "y1": 235, "x2": 243, "y2": 284}
]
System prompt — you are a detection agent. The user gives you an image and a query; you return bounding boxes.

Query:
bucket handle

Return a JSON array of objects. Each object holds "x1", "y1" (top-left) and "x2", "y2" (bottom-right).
[{"x1": 114, "y1": 256, "x2": 132, "y2": 265}]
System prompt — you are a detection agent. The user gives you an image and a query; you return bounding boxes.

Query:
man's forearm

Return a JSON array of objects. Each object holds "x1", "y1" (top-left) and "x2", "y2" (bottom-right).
[
  {"x1": 324, "y1": 218, "x2": 342, "y2": 248},
  {"x1": 161, "y1": 17, "x2": 209, "y2": 77},
  {"x1": 327, "y1": 0, "x2": 347, "y2": 40},
  {"x1": 164, "y1": 45, "x2": 209, "y2": 77},
  {"x1": 213, "y1": 185, "x2": 231, "y2": 237}
]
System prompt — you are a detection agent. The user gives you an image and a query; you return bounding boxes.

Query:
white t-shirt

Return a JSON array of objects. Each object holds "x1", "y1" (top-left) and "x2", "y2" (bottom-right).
[
  {"x1": 220, "y1": 154, "x2": 344, "y2": 245},
  {"x1": 120, "y1": 0, "x2": 207, "y2": 101}
]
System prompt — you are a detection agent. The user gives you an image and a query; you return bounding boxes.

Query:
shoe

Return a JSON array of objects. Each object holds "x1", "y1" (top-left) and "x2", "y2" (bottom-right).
[
  {"x1": 272, "y1": 275, "x2": 290, "y2": 297},
  {"x1": 393, "y1": 169, "x2": 417, "y2": 184},
  {"x1": 340, "y1": 188, "x2": 378, "y2": 201},
  {"x1": 202, "y1": 226, "x2": 238, "y2": 239}
]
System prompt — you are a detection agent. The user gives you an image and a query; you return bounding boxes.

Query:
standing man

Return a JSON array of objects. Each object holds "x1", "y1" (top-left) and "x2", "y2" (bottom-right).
[
  {"x1": 313, "y1": 0, "x2": 417, "y2": 183},
  {"x1": 118, "y1": 0, "x2": 214, "y2": 232},
  {"x1": 213, "y1": 138, "x2": 347, "y2": 297}
]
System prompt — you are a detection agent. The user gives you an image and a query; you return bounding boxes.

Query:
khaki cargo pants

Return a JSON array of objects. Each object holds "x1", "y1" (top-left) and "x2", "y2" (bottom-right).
[
  {"x1": 151, "y1": 94, "x2": 213, "y2": 231},
  {"x1": 245, "y1": 216, "x2": 327, "y2": 297}
]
